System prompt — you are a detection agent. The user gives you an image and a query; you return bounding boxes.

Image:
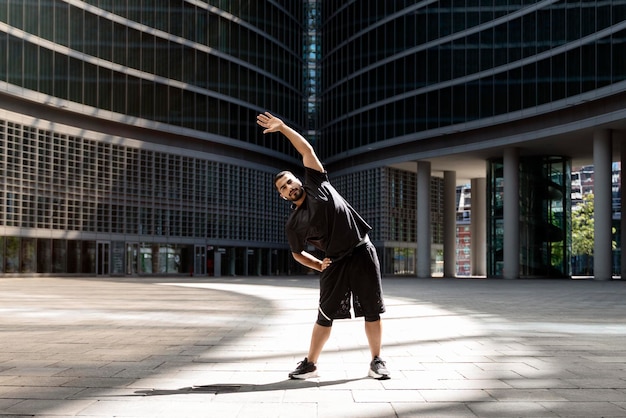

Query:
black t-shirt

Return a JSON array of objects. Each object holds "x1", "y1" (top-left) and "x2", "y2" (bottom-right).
[{"x1": 286, "y1": 168, "x2": 371, "y2": 258}]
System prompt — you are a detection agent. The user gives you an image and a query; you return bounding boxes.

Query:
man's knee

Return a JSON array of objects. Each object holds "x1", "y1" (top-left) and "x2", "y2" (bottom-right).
[
  {"x1": 316, "y1": 311, "x2": 333, "y2": 327},
  {"x1": 364, "y1": 313, "x2": 380, "y2": 322}
]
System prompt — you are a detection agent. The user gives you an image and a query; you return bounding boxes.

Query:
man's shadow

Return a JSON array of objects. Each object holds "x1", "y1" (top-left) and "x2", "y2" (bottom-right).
[{"x1": 134, "y1": 377, "x2": 367, "y2": 396}]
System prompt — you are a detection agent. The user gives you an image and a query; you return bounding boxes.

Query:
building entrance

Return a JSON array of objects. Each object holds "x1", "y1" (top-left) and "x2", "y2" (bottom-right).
[{"x1": 487, "y1": 156, "x2": 571, "y2": 278}]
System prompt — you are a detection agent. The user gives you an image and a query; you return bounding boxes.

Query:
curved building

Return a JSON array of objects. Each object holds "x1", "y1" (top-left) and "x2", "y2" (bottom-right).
[
  {"x1": 320, "y1": 1, "x2": 626, "y2": 279},
  {"x1": 0, "y1": 1, "x2": 306, "y2": 276},
  {"x1": 2, "y1": 1, "x2": 626, "y2": 279}
]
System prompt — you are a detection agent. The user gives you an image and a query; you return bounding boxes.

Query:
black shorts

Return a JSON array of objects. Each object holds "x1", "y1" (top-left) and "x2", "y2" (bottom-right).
[{"x1": 317, "y1": 241, "x2": 385, "y2": 322}]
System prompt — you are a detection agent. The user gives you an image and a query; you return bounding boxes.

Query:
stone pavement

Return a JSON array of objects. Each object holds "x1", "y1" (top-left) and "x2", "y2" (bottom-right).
[{"x1": 0, "y1": 276, "x2": 626, "y2": 418}]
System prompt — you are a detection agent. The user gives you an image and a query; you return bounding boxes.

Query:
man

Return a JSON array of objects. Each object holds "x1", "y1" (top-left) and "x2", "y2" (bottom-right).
[{"x1": 256, "y1": 111, "x2": 390, "y2": 380}]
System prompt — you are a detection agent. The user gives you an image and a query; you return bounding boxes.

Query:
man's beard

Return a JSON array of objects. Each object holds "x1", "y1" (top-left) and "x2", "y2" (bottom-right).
[{"x1": 288, "y1": 187, "x2": 303, "y2": 201}]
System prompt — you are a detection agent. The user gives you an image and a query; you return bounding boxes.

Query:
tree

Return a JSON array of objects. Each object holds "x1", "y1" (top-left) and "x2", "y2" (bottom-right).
[
  {"x1": 571, "y1": 193, "x2": 616, "y2": 274},
  {"x1": 572, "y1": 194, "x2": 595, "y2": 260}
]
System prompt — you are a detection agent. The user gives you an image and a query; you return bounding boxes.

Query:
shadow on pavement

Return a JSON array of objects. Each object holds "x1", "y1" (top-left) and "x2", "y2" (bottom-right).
[{"x1": 133, "y1": 377, "x2": 368, "y2": 396}]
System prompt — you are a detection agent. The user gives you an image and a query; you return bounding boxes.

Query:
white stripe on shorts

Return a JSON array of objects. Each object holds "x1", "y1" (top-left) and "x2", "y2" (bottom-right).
[{"x1": 318, "y1": 306, "x2": 332, "y2": 321}]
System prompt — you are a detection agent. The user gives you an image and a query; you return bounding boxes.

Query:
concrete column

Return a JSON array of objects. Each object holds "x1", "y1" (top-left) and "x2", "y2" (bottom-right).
[
  {"x1": 243, "y1": 248, "x2": 249, "y2": 275},
  {"x1": 503, "y1": 148, "x2": 520, "y2": 279},
  {"x1": 214, "y1": 251, "x2": 222, "y2": 277},
  {"x1": 417, "y1": 161, "x2": 431, "y2": 278},
  {"x1": 229, "y1": 248, "x2": 236, "y2": 275},
  {"x1": 613, "y1": 131, "x2": 626, "y2": 279},
  {"x1": 443, "y1": 171, "x2": 457, "y2": 277},
  {"x1": 471, "y1": 177, "x2": 487, "y2": 276},
  {"x1": 256, "y1": 249, "x2": 262, "y2": 275},
  {"x1": 593, "y1": 129, "x2": 613, "y2": 280}
]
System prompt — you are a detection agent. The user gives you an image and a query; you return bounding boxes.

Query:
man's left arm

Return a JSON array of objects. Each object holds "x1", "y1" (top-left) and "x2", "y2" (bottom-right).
[{"x1": 292, "y1": 251, "x2": 332, "y2": 272}]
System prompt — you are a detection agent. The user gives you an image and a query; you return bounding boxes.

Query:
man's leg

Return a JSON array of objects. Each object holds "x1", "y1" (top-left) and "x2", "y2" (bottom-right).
[
  {"x1": 364, "y1": 319, "x2": 382, "y2": 358},
  {"x1": 307, "y1": 323, "x2": 332, "y2": 363},
  {"x1": 365, "y1": 319, "x2": 390, "y2": 379}
]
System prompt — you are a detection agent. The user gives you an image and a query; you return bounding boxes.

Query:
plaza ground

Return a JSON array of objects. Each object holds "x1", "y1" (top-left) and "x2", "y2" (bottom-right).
[{"x1": 0, "y1": 275, "x2": 625, "y2": 417}]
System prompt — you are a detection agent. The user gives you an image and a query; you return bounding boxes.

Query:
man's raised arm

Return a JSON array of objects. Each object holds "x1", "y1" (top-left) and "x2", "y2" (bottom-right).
[{"x1": 257, "y1": 112, "x2": 324, "y2": 172}]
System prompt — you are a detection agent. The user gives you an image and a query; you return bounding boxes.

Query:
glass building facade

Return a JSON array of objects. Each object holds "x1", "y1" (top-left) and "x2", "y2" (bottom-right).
[
  {"x1": 320, "y1": 1, "x2": 626, "y2": 155},
  {"x1": 0, "y1": 1, "x2": 305, "y2": 276},
  {"x1": 319, "y1": 1, "x2": 626, "y2": 278},
  {"x1": 1, "y1": 1, "x2": 626, "y2": 278}
]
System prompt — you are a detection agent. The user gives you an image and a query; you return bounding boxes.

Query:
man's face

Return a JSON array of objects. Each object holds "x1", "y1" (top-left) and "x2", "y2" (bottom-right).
[{"x1": 275, "y1": 172, "x2": 304, "y2": 202}]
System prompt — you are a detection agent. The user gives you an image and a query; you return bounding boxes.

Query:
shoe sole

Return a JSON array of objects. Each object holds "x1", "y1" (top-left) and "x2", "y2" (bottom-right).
[
  {"x1": 289, "y1": 371, "x2": 318, "y2": 380},
  {"x1": 368, "y1": 368, "x2": 391, "y2": 380}
]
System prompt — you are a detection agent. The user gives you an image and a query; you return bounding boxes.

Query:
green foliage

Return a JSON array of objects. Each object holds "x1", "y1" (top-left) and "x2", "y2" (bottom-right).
[
  {"x1": 572, "y1": 193, "x2": 617, "y2": 258},
  {"x1": 572, "y1": 194, "x2": 595, "y2": 256}
]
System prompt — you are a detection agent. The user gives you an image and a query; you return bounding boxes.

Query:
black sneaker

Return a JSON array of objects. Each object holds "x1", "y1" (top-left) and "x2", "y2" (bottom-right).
[
  {"x1": 368, "y1": 356, "x2": 390, "y2": 380},
  {"x1": 288, "y1": 357, "x2": 318, "y2": 379}
]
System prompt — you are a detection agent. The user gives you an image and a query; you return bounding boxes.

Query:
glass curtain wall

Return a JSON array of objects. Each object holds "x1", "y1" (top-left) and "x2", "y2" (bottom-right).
[{"x1": 488, "y1": 156, "x2": 571, "y2": 278}]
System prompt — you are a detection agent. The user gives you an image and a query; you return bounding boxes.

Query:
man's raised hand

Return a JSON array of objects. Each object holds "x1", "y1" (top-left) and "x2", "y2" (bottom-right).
[{"x1": 257, "y1": 112, "x2": 284, "y2": 134}]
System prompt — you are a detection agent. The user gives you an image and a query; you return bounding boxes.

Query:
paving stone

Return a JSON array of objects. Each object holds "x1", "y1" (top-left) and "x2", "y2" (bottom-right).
[
  {"x1": 538, "y1": 400, "x2": 626, "y2": 417},
  {"x1": 467, "y1": 401, "x2": 559, "y2": 418},
  {"x1": 391, "y1": 402, "x2": 477, "y2": 418},
  {"x1": 3, "y1": 399, "x2": 96, "y2": 416}
]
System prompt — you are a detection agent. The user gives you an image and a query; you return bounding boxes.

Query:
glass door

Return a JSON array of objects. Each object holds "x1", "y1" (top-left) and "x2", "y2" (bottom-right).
[
  {"x1": 194, "y1": 245, "x2": 206, "y2": 276},
  {"x1": 126, "y1": 243, "x2": 139, "y2": 275},
  {"x1": 96, "y1": 241, "x2": 110, "y2": 276}
]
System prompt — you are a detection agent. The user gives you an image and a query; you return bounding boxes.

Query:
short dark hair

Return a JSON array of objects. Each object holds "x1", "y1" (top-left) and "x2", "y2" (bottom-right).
[{"x1": 274, "y1": 170, "x2": 292, "y2": 189}]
